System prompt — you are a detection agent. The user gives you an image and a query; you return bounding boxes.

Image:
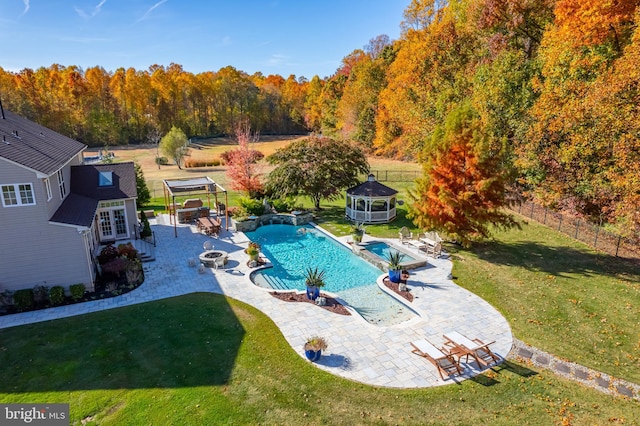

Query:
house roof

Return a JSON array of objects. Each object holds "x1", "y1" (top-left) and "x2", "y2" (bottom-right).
[
  {"x1": 50, "y1": 162, "x2": 138, "y2": 228},
  {"x1": 0, "y1": 109, "x2": 86, "y2": 175},
  {"x1": 347, "y1": 174, "x2": 398, "y2": 197}
]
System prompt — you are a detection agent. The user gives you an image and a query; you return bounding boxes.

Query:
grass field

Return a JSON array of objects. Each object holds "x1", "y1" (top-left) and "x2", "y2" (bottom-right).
[
  {"x1": 7, "y1": 137, "x2": 633, "y2": 423},
  {"x1": 1, "y1": 294, "x2": 639, "y2": 425}
]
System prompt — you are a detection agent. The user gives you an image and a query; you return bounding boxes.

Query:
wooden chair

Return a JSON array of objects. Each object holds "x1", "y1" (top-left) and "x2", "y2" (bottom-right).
[
  {"x1": 398, "y1": 227, "x2": 412, "y2": 244},
  {"x1": 410, "y1": 339, "x2": 462, "y2": 380},
  {"x1": 443, "y1": 331, "x2": 500, "y2": 368}
]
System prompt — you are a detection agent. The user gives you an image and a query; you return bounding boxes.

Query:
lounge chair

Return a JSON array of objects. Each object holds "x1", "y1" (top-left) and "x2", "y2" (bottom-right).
[
  {"x1": 410, "y1": 339, "x2": 462, "y2": 380},
  {"x1": 398, "y1": 227, "x2": 412, "y2": 244},
  {"x1": 443, "y1": 331, "x2": 500, "y2": 368}
]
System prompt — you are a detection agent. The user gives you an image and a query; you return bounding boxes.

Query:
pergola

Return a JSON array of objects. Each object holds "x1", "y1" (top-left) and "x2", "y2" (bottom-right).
[
  {"x1": 345, "y1": 174, "x2": 398, "y2": 224},
  {"x1": 162, "y1": 176, "x2": 229, "y2": 237}
]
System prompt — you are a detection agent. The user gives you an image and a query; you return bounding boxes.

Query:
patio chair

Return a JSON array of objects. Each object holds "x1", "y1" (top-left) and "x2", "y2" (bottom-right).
[
  {"x1": 398, "y1": 227, "x2": 412, "y2": 244},
  {"x1": 410, "y1": 339, "x2": 462, "y2": 380},
  {"x1": 443, "y1": 331, "x2": 500, "y2": 368}
]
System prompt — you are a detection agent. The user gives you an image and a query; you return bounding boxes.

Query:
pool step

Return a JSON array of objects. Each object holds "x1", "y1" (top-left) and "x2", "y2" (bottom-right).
[{"x1": 257, "y1": 275, "x2": 290, "y2": 291}]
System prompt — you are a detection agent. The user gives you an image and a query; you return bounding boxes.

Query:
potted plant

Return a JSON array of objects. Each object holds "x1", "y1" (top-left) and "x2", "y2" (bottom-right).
[
  {"x1": 304, "y1": 336, "x2": 328, "y2": 362},
  {"x1": 304, "y1": 267, "x2": 326, "y2": 301},
  {"x1": 386, "y1": 250, "x2": 406, "y2": 283},
  {"x1": 245, "y1": 242, "x2": 260, "y2": 262},
  {"x1": 351, "y1": 222, "x2": 365, "y2": 244}
]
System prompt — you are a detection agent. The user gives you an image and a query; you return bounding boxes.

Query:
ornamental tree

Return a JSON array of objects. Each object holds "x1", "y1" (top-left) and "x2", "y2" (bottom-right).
[
  {"x1": 266, "y1": 136, "x2": 369, "y2": 210},
  {"x1": 409, "y1": 104, "x2": 518, "y2": 246},
  {"x1": 159, "y1": 126, "x2": 189, "y2": 169},
  {"x1": 225, "y1": 121, "x2": 264, "y2": 198}
]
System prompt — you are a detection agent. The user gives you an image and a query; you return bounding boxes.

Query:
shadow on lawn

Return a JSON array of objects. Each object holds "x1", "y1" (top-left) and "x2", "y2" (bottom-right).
[
  {"x1": 459, "y1": 240, "x2": 640, "y2": 281},
  {"x1": 0, "y1": 293, "x2": 244, "y2": 392}
]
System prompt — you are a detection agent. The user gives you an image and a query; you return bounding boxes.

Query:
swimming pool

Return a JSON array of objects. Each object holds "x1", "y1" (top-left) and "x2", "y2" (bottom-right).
[
  {"x1": 358, "y1": 241, "x2": 427, "y2": 270},
  {"x1": 246, "y1": 224, "x2": 417, "y2": 325}
]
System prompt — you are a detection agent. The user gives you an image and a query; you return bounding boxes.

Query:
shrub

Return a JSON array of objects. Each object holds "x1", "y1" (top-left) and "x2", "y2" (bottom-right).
[
  {"x1": 0, "y1": 290, "x2": 14, "y2": 306},
  {"x1": 14, "y1": 289, "x2": 34, "y2": 311},
  {"x1": 125, "y1": 261, "x2": 144, "y2": 286},
  {"x1": 226, "y1": 206, "x2": 242, "y2": 217},
  {"x1": 70, "y1": 283, "x2": 85, "y2": 301},
  {"x1": 97, "y1": 245, "x2": 119, "y2": 265},
  {"x1": 117, "y1": 242, "x2": 138, "y2": 260},
  {"x1": 184, "y1": 157, "x2": 222, "y2": 168},
  {"x1": 155, "y1": 156, "x2": 169, "y2": 165},
  {"x1": 32, "y1": 285, "x2": 49, "y2": 306},
  {"x1": 140, "y1": 213, "x2": 152, "y2": 238},
  {"x1": 102, "y1": 257, "x2": 129, "y2": 277},
  {"x1": 270, "y1": 198, "x2": 293, "y2": 213},
  {"x1": 239, "y1": 197, "x2": 266, "y2": 216},
  {"x1": 220, "y1": 149, "x2": 263, "y2": 165},
  {"x1": 49, "y1": 286, "x2": 65, "y2": 306}
]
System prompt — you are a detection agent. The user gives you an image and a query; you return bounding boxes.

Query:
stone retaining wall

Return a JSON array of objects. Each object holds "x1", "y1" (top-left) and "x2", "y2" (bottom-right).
[{"x1": 509, "y1": 338, "x2": 639, "y2": 401}]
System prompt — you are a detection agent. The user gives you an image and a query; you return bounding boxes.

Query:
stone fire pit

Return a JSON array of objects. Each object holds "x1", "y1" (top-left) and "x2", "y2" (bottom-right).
[{"x1": 199, "y1": 250, "x2": 228, "y2": 268}]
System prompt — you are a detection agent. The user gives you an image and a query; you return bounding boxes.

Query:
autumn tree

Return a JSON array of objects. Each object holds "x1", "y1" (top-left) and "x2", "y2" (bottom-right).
[
  {"x1": 266, "y1": 137, "x2": 369, "y2": 210},
  {"x1": 409, "y1": 104, "x2": 517, "y2": 246},
  {"x1": 225, "y1": 121, "x2": 264, "y2": 198},
  {"x1": 160, "y1": 126, "x2": 189, "y2": 169}
]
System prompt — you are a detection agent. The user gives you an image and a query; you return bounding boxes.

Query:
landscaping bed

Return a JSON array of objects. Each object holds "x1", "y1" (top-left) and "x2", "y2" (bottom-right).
[{"x1": 270, "y1": 291, "x2": 351, "y2": 316}]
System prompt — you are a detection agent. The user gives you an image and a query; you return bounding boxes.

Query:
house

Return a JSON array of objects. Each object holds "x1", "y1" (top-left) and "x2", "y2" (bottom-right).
[{"x1": 0, "y1": 107, "x2": 138, "y2": 293}]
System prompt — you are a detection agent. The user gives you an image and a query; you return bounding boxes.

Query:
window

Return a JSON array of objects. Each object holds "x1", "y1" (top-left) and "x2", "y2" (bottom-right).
[
  {"x1": 57, "y1": 169, "x2": 66, "y2": 199},
  {"x1": 1, "y1": 183, "x2": 35, "y2": 207},
  {"x1": 44, "y1": 177, "x2": 52, "y2": 201},
  {"x1": 98, "y1": 171, "x2": 113, "y2": 187}
]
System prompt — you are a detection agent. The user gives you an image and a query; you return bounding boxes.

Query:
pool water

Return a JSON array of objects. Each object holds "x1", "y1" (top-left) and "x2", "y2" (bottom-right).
[
  {"x1": 247, "y1": 225, "x2": 417, "y2": 326},
  {"x1": 365, "y1": 242, "x2": 418, "y2": 262}
]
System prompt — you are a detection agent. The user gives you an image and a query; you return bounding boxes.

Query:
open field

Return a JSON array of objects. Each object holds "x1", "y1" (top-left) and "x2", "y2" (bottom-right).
[{"x1": 1, "y1": 294, "x2": 638, "y2": 425}]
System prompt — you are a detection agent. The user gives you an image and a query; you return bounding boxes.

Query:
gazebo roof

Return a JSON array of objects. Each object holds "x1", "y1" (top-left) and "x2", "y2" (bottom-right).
[{"x1": 347, "y1": 174, "x2": 398, "y2": 197}]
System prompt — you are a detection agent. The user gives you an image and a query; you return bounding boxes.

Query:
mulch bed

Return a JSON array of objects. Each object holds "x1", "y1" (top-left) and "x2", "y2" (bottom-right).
[
  {"x1": 270, "y1": 291, "x2": 351, "y2": 316},
  {"x1": 383, "y1": 277, "x2": 414, "y2": 302}
]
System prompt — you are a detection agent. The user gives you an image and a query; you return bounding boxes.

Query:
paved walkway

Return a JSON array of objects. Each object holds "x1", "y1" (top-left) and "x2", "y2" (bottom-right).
[{"x1": 0, "y1": 218, "x2": 513, "y2": 388}]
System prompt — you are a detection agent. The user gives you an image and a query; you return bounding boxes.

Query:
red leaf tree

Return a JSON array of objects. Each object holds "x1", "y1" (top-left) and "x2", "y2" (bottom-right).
[
  {"x1": 225, "y1": 121, "x2": 264, "y2": 198},
  {"x1": 409, "y1": 104, "x2": 518, "y2": 246}
]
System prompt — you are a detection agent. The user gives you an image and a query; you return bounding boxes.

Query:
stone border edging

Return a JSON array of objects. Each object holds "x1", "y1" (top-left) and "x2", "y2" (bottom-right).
[{"x1": 508, "y1": 338, "x2": 639, "y2": 401}]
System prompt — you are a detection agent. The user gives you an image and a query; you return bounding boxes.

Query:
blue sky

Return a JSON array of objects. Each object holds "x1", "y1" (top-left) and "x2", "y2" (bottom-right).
[{"x1": 1, "y1": 0, "x2": 407, "y2": 79}]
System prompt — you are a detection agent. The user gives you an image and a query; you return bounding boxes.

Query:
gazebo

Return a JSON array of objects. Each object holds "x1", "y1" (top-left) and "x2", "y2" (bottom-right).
[
  {"x1": 163, "y1": 176, "x2": 228, "y2": 237},
  {"x1": 345, "y1": 174, "x2": 397, "y2": 224}
]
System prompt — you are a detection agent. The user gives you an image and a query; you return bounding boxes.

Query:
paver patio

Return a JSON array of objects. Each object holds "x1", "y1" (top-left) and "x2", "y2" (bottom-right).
[{"x1": 0, "y1": 217, "x2": 513, "y2": 388}]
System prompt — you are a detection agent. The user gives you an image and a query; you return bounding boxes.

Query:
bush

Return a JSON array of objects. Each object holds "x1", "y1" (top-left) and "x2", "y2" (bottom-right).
[
  {"x1": 239, "y1": 197, "x2": 266, "y2": 216},
  {"x1": 220, "y1": 149, "x2": 264, "y2": 164},
  {"x1": 32, "y1": 285, "x2": 49, "y2": 306},
  {"x1": 70, "y1": 283, "x2": 85, "y2": 301},
  {"x1": 14, "y1": 289, "x2": 34, "y2": 311},
  {"x1": 0, "y1": 289, "x2": 14, "y2": 306},
  {"x1": 155, "y1": 156, "x2": 169, "y2": 165},
  {"x1": 183, "y1": 157, "x2": 222, "y2": 168},
  {"x1": 49, "y1": 286, "x2": 65, "y2": 306},
  {"x1": 102, "y1": 257, "x2": 129, "y2": 277},
  {"x1": 270, "y1": 198, "x2": 294, "y2": 213},
  {"x1": 140, "y1": 213, "x2": 152, "y2": 238},
  {"x1": 97, "y1": 245, "x2": 120, "y2": 265},
  {"x1": 117, "y1": 242, "x2": 138, "y2": 260}
]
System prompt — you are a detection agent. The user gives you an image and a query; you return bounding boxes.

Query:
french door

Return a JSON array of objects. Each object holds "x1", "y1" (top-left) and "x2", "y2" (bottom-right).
[{"x1": 98, "y1": 207, "x2": 129, "y2": 241}]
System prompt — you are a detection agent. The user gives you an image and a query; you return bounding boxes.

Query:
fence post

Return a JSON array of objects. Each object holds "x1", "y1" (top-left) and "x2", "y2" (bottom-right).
[
  {"x1": 594, "y1": 226, "x2": 600, "y2": 249},
  {"x1": 543, "y1": 208, "x2": 547, "y2": 224},
  {"x1": 575, "y1": 221, "x2": 580, "y2": 239},
  {"x1": 558, "y1": 215, "x2": 562, "y2": 231},
  {"x1": 616, "y1": 236, "x2": 621, "y2": 257}
]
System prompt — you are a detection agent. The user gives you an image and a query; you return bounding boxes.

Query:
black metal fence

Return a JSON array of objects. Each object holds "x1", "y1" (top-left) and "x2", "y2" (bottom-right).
[
  {"x1": 511, "y1": 199, "x2": 640, "y2": 261},
  {"x1": 368, "y1": 170, "x2": 420, "y2": 182}
]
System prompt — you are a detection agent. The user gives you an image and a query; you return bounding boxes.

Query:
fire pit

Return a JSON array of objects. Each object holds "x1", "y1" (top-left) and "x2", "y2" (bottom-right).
[{"x1": 199, "y1": 250, "x2": 228, "y2": 268}]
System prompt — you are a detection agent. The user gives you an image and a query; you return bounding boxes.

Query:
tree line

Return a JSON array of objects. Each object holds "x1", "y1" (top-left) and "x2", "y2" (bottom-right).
[{"x1": 0, "y1": 0, "x2": 638, "y2": 239}]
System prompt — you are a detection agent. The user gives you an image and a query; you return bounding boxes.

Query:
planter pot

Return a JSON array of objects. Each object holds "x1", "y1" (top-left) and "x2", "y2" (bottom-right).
[
  {"x1": 388, "y1": 269, "x2": 402, "y2": 283},
  {"x1": 306, "y1": 285, "x2": 320, "y2": 301},
  {"x1": 305, "y1": 349, "x2": 322, "y2": 362}
]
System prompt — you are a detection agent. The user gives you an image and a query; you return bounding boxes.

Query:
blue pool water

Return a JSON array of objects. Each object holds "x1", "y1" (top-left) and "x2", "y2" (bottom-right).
[
  {"x1": 365, "y1": 242, "x2": 418, "y2": 262},
  {"x1": 247, "y1": 225, "x2": 380, "y2": 292},
  {"x1": 247, "y1": 225, "x2": 417, "y2": 325}
]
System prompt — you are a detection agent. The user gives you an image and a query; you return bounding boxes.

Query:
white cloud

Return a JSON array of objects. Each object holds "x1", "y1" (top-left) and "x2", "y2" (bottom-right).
[
  {"x1": 21, "y1": 0, "x2": 30, "y2": 15},
  {"x1": 137, "y1": 0, "x2": 168, "y2": 23},
  {"x1": 75, "y1": 0, "x2": 108, "y2": 19}
]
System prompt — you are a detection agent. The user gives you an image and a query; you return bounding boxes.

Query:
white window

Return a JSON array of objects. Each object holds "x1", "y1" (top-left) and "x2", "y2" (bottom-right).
[
  {"x1": 1, "y1": 183, "x2": 36, "y2": 207},
  {"x1": 44, "y1": 177, "x2": 52, "y2": 201},
  {"x1": 98, "y1": 171, "x2": 113, "y2": 187},
  {"x1": 57, "y1": 169, "x2": 66, "y2": 199}
]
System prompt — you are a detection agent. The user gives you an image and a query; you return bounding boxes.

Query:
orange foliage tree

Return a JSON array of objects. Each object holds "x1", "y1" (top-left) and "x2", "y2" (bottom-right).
[
  {"x1": 409, "y1": 104, "x2": 517, "y2": 246},
  {"x1": 225, "y1": 121, "x2": 264, "y2": 198}
]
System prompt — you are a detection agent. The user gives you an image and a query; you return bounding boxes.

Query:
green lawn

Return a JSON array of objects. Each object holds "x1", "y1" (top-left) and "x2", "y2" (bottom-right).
[{"x1": 1, "y1": 294, "x2": 638, "y2": 425}]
